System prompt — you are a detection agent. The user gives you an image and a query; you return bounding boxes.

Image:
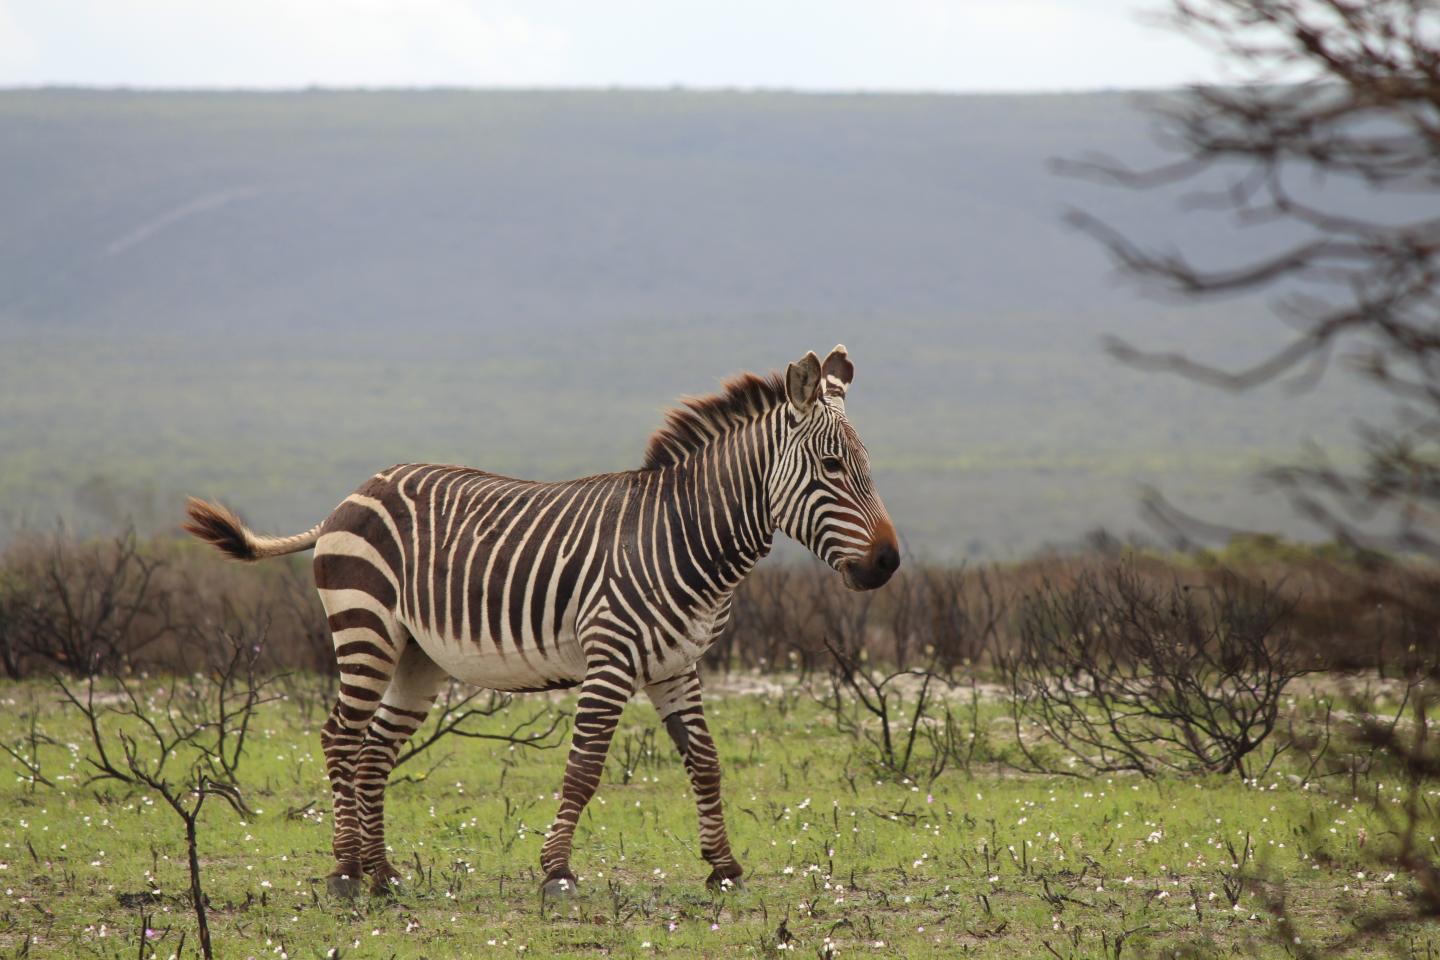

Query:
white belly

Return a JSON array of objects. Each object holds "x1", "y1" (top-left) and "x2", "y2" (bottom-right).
[{"x1": 404, "y1": 610, "x2": 587, "y2": 691}]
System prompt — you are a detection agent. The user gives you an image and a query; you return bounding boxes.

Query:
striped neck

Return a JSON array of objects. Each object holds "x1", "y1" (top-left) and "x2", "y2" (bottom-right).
[{"x1": 662, "y1": 409, "x2": 779, "y2": 601}]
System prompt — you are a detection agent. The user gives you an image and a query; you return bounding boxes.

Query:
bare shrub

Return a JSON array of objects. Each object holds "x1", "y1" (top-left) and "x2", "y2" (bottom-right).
[
  {"x1": 393, "y1": 682, "x2": 569, "y2": 784},
  {"x1": 57, "y1": 623, "x2": 276, "y2": 960},
  {"x1": 706, "y1": 560, "x2": 1008, "y2": 678},
  {"x1": 706, "y1": 565, "x2": 827, "y2": 675},
  {"x1": 0, "y1": 528, "x2": 173, "y2": 676},
  {"x1": 1285, "y1": 590, "x2": 1440, "y2": 791},
  {"x1": 0, "y1": 529, "x2": 332, "y2": 678},
  {"x1": 899, "y1": 565, "x2": 1005, "y2": 675},
  {"x1": 1, "y1": 526, "x2": 1432, "y2": 681},
  {"x1": 1002, "y1": 563, "x2": 1310, "y2": 778},
  {"x1": 1250, "y1": 680, "x2": 1440, "y2": 957},
  {"x1": 0, "y1": 691, "x2": 56, "y2": 791},
  {"x1": 819, "y1": 634, "x2": 945, "y2": 783},
  {"x1": 817, "y1": 629, "x2": 995, "y2": 785},
  {"x1": 1191, "y1": 538, "x2": 1440, "y2": 675},
  {"x1": 270, "y1": 560, "x2": 335, "y2": 673}
]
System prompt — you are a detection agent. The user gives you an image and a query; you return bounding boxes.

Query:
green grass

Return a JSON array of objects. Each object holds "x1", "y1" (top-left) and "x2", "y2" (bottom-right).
[
  {"x1": 0, "y1": 678, "x2": 1434, "y2": 959},
  {"x1": 0, "y1": 319, "x2": 1377, "y2": 561}
]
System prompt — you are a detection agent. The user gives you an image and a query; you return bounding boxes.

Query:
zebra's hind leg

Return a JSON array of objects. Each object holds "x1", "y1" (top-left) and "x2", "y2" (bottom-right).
[
  {"x1": 645, "y1": 668, "x2": 744, "y2": 892},
  {"x1": 317, "y1": 609, "x2": 406, "y2": 898},
  {"x1": 321, "y1": 690, "x2": 386, "y2": 898},
  {"x1": 539, "y1": 650, "x2": 638, "y2": 898},
  {"x1": 354, "y1": 642, "x2": 448, "y2": 894}
]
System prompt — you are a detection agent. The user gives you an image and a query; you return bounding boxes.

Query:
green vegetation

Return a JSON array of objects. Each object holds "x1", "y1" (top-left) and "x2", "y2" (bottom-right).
[
  {"x1": 0, "y1": 320, "x2": 1376, "y2": 561},
  {"x1": 2, "y1": 678, "x2": 1433, "y2": 958}
]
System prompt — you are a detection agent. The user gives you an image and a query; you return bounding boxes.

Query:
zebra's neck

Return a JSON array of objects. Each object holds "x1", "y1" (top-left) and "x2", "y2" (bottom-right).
[{"x1": 660, "y1": 410, "x2": 779, "y2": 606}]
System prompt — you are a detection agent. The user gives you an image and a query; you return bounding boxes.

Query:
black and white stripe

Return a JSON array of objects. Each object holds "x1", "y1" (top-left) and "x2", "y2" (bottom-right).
[{"x1": 184, "y1": 345, "x2": 898, "y2": 896}]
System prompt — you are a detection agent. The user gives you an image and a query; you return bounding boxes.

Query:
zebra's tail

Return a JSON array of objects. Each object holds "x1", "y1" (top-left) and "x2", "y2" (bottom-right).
[{"x1": 183, "y1": 497, "x2": 322, "y2": 562}]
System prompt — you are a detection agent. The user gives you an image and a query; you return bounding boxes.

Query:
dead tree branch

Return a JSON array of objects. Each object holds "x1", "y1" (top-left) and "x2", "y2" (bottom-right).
[{"x1": 1061, "y1": 0, "x2": 1440, "y2": 554}]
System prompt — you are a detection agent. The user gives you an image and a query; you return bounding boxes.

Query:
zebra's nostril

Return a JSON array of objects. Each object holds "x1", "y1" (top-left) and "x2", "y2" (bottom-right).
[{"x1": 876, "y1": 545, "x2": 900, "y2": 573}]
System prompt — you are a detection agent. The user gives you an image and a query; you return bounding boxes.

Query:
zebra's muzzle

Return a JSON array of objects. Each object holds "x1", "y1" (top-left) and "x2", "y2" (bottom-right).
[{"x1": 839, "y1": 543, "x2": 899, "y2": 591}]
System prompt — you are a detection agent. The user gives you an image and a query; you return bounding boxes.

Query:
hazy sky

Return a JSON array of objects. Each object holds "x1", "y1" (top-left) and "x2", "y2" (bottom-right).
[{"x1": 0, "y1": 0, "x2": 1226, "y2": 92}]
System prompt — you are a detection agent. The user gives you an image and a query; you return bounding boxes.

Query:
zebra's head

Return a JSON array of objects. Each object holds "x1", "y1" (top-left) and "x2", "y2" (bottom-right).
[{"x1": 770, "y1": 345, "x2": 900, "y2": 591}]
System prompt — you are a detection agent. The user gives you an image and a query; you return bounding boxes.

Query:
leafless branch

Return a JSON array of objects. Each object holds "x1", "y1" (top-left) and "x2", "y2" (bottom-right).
[
  {"x1": 1001, "y1": 562, "x2": 1308, "y2": 779},
  {"x1": 394, "y1": 682, "x2": 568, "y2": 771},
  {"x1": 54, "y1": 622, "x2": 273, "y2": 960},
  {"x1": 1061, "y1": 0, "x2": 1440, "y2": 556}
]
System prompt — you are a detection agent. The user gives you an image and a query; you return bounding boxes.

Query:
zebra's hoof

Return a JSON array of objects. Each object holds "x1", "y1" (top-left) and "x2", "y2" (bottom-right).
[
  {"x1": 326, "y1": 872, "x2": 364, "y2": 899},
  {"x1": 540, "y1": 872, "x2": 578, "y2": 901},
  {"x1": 706, "y1": 866, "x2": 745, "y2": 893}
]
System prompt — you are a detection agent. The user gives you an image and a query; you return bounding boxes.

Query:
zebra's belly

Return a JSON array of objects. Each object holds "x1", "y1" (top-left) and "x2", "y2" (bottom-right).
[{"x1": 406, "y1": 619, "x2": 587, "y2": 692}]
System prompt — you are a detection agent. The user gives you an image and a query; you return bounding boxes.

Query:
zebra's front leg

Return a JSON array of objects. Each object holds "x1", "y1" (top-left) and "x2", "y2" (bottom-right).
[
  {"x1": 646, "y1": 667, "x2": 744, "y2": 891},
  {"x1": 539, "y1": 652, "x2": 637, "y2": 897}
]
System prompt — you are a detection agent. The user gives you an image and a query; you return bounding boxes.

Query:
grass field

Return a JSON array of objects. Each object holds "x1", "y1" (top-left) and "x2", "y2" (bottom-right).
[
  {"x1": 0, "y1": 320, "x2": 1371, "y2": 563},
  {"x1": 1, "y1": 676, "x2": 1433, "y2": 959}
]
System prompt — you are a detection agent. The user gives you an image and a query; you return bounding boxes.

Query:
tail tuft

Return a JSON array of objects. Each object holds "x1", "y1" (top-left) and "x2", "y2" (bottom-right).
[{"x1": 183, "y1": 497, "x2": 259, "y2": 561}]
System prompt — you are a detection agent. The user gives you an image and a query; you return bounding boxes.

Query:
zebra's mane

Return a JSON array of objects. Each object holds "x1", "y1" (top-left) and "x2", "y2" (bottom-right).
[{"x1": 641, "y1": 372, "x2": 788, "y2": 470}]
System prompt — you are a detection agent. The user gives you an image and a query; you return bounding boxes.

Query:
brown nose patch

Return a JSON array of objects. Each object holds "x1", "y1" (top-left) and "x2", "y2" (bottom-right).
[{"x1": 872, "y1": 516, "x2": 898, "y2": 553}]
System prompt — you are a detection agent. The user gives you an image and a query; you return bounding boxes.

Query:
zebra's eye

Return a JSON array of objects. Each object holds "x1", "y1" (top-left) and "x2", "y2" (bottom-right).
[{"x1": 821, "y1": 456, "x2": 845, "y2": 474}]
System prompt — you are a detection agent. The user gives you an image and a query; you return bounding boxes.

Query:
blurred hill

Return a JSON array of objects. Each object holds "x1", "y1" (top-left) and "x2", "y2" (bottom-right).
[{"x1": 0, "y1": 89, "x2": 1388, "y2": 557}]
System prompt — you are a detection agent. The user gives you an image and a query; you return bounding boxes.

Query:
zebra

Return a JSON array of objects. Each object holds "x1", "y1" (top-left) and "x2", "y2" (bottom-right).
[{"x1": 183, "y1": 345, "x2": 899, "y2": 898}]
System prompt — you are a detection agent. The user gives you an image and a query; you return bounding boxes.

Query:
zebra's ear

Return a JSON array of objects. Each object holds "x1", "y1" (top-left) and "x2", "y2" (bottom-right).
[
  {"x1": 785, "y1": 351, "x2": 823, "y2": 416},
  {"x1": 822, "y1": 344, "x2": 853, "y2": 400}
]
